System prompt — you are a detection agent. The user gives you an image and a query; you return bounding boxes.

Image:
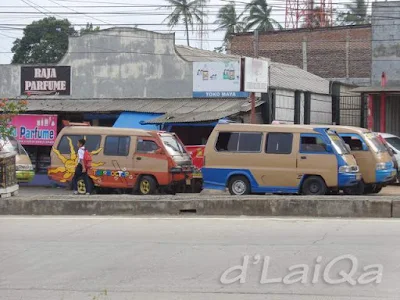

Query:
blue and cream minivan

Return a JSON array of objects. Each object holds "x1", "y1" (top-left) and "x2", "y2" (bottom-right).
[{"x1": 202, "y1": 124, "x2": 361, "y2": 195}]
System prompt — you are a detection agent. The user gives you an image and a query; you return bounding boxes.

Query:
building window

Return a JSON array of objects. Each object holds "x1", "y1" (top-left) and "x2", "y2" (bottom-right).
[
  {"x1": 300, "y1": 136, "x2": 327, "y2": 152},
  {"x1": 215, "y1": 132, "x2": 262, "y2": 152},
  {"x1": 104, "y1": 136, "x2": 130, "y2": 156},
  {"x1": 137, "y1": 140, "x2": 160, "y2": 153},
  {"x1": 265, "y1": 133, "x2": 293, "y2": 154}
]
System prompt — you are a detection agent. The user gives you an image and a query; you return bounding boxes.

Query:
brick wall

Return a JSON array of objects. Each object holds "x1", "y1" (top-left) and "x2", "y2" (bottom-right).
[{"x1": 230, "y1": 25, "x2": 371, "y2": 80}]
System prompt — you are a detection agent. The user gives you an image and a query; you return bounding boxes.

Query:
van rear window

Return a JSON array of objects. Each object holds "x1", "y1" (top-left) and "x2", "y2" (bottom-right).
[
  {"x1": 57, "y1": 135, "x2": 101, "y2": 154},
  {"x1": 215, "y1": 132, "x2": 262, "y2": 152}
]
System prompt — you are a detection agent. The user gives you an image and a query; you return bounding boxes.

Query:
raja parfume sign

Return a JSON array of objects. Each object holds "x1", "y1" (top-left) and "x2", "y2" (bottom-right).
[{"x1": 21, "y1": 66, "x2": 71, "y2": 95}]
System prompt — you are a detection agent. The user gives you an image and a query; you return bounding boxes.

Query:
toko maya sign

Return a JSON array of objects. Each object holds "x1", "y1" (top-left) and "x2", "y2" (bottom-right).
[{"x1": 21, "y1": 66, "x2": 71, "y2": 96}]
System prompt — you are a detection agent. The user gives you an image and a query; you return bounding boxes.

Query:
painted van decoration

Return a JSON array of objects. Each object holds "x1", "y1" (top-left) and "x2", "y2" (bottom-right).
[{"x1": 48, "y1": 126, "x2": 194, "y2": 195}]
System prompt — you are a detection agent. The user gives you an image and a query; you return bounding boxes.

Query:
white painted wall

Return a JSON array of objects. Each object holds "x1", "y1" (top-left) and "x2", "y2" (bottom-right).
[
  {"x1": 311, "y1": 94, "x2": 332, "y2": 124},
  {"x1": 275, "y1": 89, "x2": 295, "y2": 123}
]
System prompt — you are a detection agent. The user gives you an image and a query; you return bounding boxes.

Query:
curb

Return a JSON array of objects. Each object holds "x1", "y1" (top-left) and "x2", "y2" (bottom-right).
[{"x1": 0, "y1": 195, "x2": 398, "y2": 218}]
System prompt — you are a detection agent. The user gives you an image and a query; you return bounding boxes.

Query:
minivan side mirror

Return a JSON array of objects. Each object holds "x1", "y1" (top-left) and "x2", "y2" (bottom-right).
[{"x1": 155, "y1": 148, "x2": 164, "y2": 155}]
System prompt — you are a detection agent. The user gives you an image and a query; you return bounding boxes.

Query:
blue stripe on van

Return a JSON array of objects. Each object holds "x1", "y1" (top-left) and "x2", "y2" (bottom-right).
[{"x1": 201, "y1": 167, "x2": 300, "y2": 194}]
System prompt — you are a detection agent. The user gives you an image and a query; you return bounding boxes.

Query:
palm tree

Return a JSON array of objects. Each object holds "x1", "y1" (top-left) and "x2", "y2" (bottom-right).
[
  {"x1": 214, "y1": 2, "x2": 245, "y2": 43},
  {"x1": 337, "y1": 0, "x2": 370, "y2": 25},
  {"x1": 163, "y1": 0, "x2": 209, "y2": 46},
  {"x1": 244, "y1": 0, "x2": 282, "y2": 32}
]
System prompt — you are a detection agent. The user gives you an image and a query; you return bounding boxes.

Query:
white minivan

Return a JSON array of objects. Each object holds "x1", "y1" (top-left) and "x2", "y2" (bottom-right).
[{"x1": 378, "y1": 133, "x2": 400, "y2": 183}]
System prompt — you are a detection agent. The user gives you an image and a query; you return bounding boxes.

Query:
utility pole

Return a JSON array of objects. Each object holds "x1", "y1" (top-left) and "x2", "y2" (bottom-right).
[{"x1": 250, "y1": 30, "x2": 259, "y2": 124}]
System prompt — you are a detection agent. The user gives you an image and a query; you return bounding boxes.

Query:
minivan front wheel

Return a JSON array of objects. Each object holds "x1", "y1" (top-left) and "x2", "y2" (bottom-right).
[
  {"x1": 302, "y1": 176, "x2": 327, "y2": 195},
  {"x1": 228, "y1": 176, "x2": 250, "y2": 195},
  {"x1": 138, "y1": 176, "x2": 157, "y2": 195}
]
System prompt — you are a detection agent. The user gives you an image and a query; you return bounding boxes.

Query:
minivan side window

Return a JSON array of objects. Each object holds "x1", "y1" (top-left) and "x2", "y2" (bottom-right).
[
  {"x1": 57, "y1": 135, "x2": 102, "y2": 154},
  {"x1": 300, "y1": 135, "x2": 327, "y2": 152},
  {"x1": 341, "y1": 136, "x2": 364, "y2": 151},
  {"x1": 215, "y1": 132, "x2": 262, "y2": 152},
  {"x1": 57, "y1": 135, "x2": 82, "y2": 154},
  {"x1": 104, "y1": 136, "x2": 130, "y2": 156},
  {"x1": 265, "y1": 133, "x2": 293, "y2": 154}
]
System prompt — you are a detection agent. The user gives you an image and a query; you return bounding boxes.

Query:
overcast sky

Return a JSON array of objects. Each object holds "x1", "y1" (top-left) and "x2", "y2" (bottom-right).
[{"x1": 0, "y1": 0, "x2": 353, "y2": 64}]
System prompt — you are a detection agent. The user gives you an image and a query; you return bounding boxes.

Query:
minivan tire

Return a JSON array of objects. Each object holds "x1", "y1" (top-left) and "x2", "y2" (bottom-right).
[
  {"x1": 301, "y1": 176, "x2": 327, "y2": 195},
  {"x1": 138, "y1": 176, "x2": 157, "y2": 195},
  {"x1": 228, "y1": 176, "x2": 250, "y2": 195}
]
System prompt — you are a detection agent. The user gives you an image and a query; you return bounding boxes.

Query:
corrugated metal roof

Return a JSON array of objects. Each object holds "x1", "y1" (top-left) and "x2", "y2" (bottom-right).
[
  {"x1": 175, "y1": 45, "x2": 329, "y2": 94},
  {"x1": 23, "y1": 98, "x2": 263, "y2": 114},
  {"x1": 142, "y1": 110, "x2": 239, "y2": 124}
]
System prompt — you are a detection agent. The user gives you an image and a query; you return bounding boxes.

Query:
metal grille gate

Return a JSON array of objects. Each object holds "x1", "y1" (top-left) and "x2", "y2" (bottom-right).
[{"x1": 332, "y1": 95, "x2": 367, "y2": 127}]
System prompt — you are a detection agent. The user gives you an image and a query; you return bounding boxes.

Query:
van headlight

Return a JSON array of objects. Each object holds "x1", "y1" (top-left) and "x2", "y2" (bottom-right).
[
  {"x1": 16, "y1": 164, "x2": 34, "y2": 171},
  {"x1": 376, "y1": 162, "x2": 391, "y2": 170},
  {"x1": 339, "y1": 165, "x2": 359, "y2": 173}
]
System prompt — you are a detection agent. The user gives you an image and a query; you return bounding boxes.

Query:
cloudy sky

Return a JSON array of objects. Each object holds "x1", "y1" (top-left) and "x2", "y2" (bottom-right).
[{"x1": 0, "y1": 0, "x2": 352, "y2": 64}]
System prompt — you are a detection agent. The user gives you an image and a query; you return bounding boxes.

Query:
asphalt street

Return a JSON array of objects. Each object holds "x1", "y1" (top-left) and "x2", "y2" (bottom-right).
[
  {"x1": 17, "y1": 185, "x2": 400, "y2": 196},
  {"x1": 0, "y1": 216, "x2": 400, "y2": 300}
]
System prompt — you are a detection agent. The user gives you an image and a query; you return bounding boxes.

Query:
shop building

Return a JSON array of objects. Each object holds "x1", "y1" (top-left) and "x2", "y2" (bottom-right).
[
  {"x1": 351, "y1": 2, "x2": 400, "y2": 136},
  {"x1": 0, "y1": 27, "x2": 333, "y2": 185}
]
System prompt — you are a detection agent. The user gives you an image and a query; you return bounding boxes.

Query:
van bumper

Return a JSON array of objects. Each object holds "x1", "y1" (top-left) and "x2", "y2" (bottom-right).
[
  {"x1": 16, "y1": 170, "x2": 35, "y2": 183},
  {"x1": 338, "y1": 172, "x2": 361, "y2": 188},
  {"x1": 376, "y1": 168, "x2": 397, "y2": 184}
]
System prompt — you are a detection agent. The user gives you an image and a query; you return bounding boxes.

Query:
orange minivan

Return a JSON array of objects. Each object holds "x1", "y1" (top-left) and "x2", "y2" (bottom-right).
[{"x1": 48, "y1": 125, "x2": 194, "y2": 195}]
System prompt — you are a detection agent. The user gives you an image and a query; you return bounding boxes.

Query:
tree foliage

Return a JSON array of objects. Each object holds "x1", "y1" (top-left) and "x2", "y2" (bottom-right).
[
  {"x1": 162, "y1": 0, "x2": 209, "y2": 46},
  {"x1": 244, "y1": 0, "x2": 283, "y2": 31},
  {"x1": 0, "y1": 98, "x2": 28, "y2": 151},
  {"x1": 214, "y1": 1, "x2": 245, "y2": 43},
  {"x1": 337, "y1": 0, "x2": 371, "y2": 25},
  {"x1": 11, "y1": 18, "x2": 101, "y2": 64}
]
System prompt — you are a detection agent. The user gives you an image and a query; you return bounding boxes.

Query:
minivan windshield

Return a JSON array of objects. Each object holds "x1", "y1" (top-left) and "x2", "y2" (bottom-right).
[
  {"x1": 1, "y1": 137, "x2": 28, "y2": 155},
  {"x1": 160, "y1": 135, "x2": 187, "y2": 156},
  {"x1": 327, "y1": 132, "x2": 350, "y2": 155},
  {"x1": 364, "y1": 132, "x2": 387, "y2": 153},
  {"x1": 386, "y1": 137, "x2": 400, "y2": 151}
]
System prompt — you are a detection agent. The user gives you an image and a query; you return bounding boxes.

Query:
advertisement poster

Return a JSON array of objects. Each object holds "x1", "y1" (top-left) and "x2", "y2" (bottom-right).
[
  {"x1": 244, "y1": 58, "x2": 269, "y2": 93},
  {"x1": 10, "y1": 114, "x2": 58, "y2": 146},
  {"x1": 193, "y1": 61, "x2": 247, "y2": 98},
  {"x1": 21, "y1": 66, "x2": 71, "y2": 96}
]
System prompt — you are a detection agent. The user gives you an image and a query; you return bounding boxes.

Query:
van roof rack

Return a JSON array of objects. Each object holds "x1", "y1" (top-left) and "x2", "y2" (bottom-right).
[{"x1": 62, "y1": 120, "x2": 91, "y2": 127}]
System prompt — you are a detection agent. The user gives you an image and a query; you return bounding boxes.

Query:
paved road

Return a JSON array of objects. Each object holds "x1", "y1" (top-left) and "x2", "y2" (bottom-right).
[
  {"x1": 18, "y1": 184, "x2": 400, "y2": 196},
  {"x1": 1, "y1": 216, "x2": 400, "y2": 300}
]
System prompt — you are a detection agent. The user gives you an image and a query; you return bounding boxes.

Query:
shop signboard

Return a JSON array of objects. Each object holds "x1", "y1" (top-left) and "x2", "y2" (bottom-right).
[
  {"x1": 10, "y1": 114, "x2": 58, "y2": 146},
  {"x1": 244, "y1": 58, "x2": 269, "y2": 93},
  {"x1": 193, "y1": 61, "x2": 248, "y2": 98},
  {"x1": 21, "y1": 66, "x2": 71, "y2": 96}
]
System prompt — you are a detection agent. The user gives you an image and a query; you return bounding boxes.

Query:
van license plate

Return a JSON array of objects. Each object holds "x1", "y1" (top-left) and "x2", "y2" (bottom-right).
[
  {"x1": 356, "y1": 174, "x2": 361, "y2": 180},
  {"x1": 186, "y1": 178, "x2": 191, "y2": 185}
]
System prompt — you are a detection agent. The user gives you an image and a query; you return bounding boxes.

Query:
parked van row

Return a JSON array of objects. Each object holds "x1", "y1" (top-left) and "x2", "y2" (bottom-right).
[
  {"x1": 47, "y1": 122, "x2": 398, "y2": 196},
  {"x1": 202, "y1": 124, "x2": 397, "y2": 195}
]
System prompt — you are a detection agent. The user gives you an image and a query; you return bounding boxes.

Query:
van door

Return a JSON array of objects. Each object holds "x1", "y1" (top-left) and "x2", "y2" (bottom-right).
[
  {"x1": 296, "y1": 133, "x2": 338, "y2": 187},
  {"x1": 132, "y1": 137, "x2": 169, "y2": 185},
  {"x1": 255, "y1": 132, "x2": 298, "y2": 190}
]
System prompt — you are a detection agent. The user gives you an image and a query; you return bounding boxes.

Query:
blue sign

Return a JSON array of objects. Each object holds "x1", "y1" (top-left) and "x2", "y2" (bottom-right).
[{"x1": 193, "y1": 91, "x2": 250, "y2": 98}]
